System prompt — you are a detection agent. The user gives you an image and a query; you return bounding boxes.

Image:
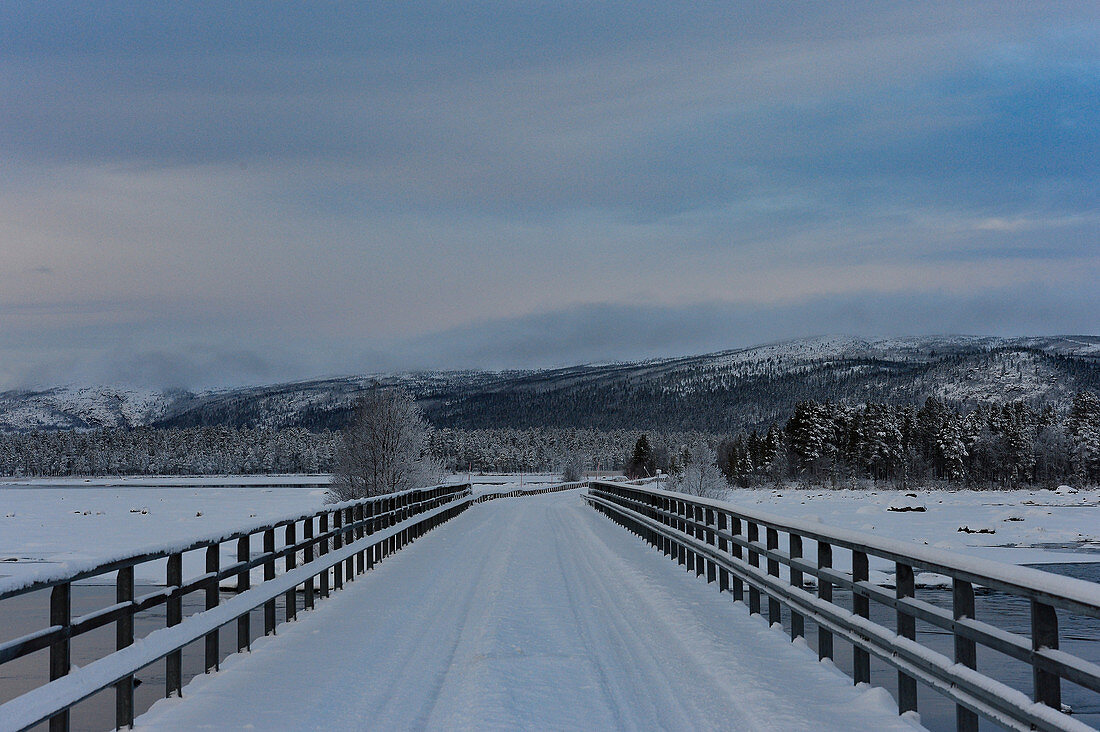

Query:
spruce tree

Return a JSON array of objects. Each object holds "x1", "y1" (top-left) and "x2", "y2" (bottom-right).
[{"x1": 628, "y1": 434, "x2": 655, "y2": 478}]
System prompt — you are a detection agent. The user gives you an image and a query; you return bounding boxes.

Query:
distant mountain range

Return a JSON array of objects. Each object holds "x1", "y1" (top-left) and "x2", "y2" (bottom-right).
[{"x1": 3, "y1": 335, "x2": 1099, "y2": 434}]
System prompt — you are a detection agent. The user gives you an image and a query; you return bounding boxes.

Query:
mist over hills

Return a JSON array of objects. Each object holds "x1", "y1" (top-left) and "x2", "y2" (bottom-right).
[{"x1": 3, "y1": 335, "x2": 1099, "y2": 434}]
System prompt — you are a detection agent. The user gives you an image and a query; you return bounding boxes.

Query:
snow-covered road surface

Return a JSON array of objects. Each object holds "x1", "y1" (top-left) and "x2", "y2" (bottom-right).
[{"x1": 135, "y1": 491, "x2": 918, "y2": 731}]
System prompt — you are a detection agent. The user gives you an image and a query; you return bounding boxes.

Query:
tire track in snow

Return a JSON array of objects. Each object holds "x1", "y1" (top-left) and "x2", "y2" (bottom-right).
[
  {"x1": 418, "y1": 499, "x2": 532, "y2": 729},
  {"x1": 550, "y1": 498, "x2": 764, "y2": 729},
  {"x1": 549, "y1": 504, "x2": 680, "y2": 727}
]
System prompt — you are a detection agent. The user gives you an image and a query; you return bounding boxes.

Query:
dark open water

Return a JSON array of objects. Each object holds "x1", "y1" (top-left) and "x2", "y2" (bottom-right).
[
  {"x1": 0, "y1": 585, "x2": 307, "y2": 732},
  {"x1": 796, "y1": 562, "x2": 1100, "y2": 731}
]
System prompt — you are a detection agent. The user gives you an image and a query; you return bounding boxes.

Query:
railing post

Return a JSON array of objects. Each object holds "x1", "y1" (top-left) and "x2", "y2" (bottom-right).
[
  {"x1": 818, "y1": 541, "x2": 833, "y2": 661},
  {"x1": 319, "y1": 511, "x2": 330, "y2": 598},
  {"x1": 896, "y1": 562, "x2": 917, "y2": 715},
  {"x1": 385, "y1": 498, "x2": 394, "y2": 557},
  {"x1": 284, "y1": 522, "x2": 297, "y2": 622},
  {"x1": 747, "y1": 522, "x2": 761, "y2": 615},
  {"x1": 380, "y1": 498, "x2": 388, "y2": 559},
  {"x1": 115, "y1": 567, "x2": 134, "y2": 729},
  {"x1": 345, "y1": 507, "x2": 355, "y2": 582},
  {"x1": 663, "y1": 498, "x2": 672, "y2": 557},
  {"x1": 789, "y1": 534, "x2": 804, "y2": 641},
  {"x1": 1031, "y1": 600, "x2": 1061, "y2": 711},
  {"x1": 766, "y1": 527, "x2": 780, "y2": 626},
  {"x1": 694, "y1": 505, "x2": 705, "y2": 578},
  {"x1": 680, "y1": 500, "x2": 689, "y2": 567},
  {"x1": 332, "y1": 510, "x2": 343, "y2": 592},
  {"x1": 49, "y1": 581, "x2": 71, "y2": 732},
  {"x1": 717, "y1": 512, "x2": 730, "y2": 592},
  {"x1": 166, "y1": 552, "x2": 182, "y2": 698},
  {"x1": 402, "y1": 493, "x2": 411, "y2": 544},
  {"x1": 681, "y1": 500, "x2": 690, "y2": 567},
  {"x1": 705, "y1": 508, "x2": 717, "y2": 584},
  {"x1": 205, "y1": 544, "x2": 220, "y2": 671},
  {"x1": 366, "y1": 503, "x2": 376, "y2": 571},
  {"x1": 953, "y1": 579, "x2": 978, "y2": 732},
  {"x1": 673, "y1": 499, "x2": 682, "y2": 567},
  {"x1": 303, "y1": 517, "x2": 315, "y2": 610},
  {"x1": 852, "y1": 549, "x2": 870, "y2": 685},
  {"x1": 237, "y1": 536, "x2": 250, "y2": 652},
  {"x1": 263, "y1": 529, "x2": 276, "y2": 635},
  {"x1": 644, "y1": 493, "x2": 654, "y2": 548},
  {"x1": 730, "y1": 517, "x2": 744, "y2": 603},
  {"x1": 355, "y1": 504, "x2": 366, "y2": 575}
]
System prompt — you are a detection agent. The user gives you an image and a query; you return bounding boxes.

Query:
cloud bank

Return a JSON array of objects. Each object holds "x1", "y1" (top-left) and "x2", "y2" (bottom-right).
[{"x1": 1, "y1": 2, "x2": 1096, "y2": 388}]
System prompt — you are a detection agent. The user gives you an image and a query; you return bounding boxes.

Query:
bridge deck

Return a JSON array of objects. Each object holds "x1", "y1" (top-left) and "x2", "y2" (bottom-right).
[{"x1": 134, "y1": 491, "x2": 918, "y2": 731}]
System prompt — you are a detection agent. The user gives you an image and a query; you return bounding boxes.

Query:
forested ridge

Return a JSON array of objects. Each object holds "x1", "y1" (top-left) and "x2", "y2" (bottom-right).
[
  {"x1": 3, "y1": 338, "x2": 1099, "y2": 486},
  {"x1": 4, "y1": 337, "x2": 1100, "y2": 435}
]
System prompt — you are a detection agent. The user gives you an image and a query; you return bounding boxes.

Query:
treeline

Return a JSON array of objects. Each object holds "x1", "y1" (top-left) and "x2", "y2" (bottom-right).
[
  {"x1": 0, "y1": 425, "x2": 710, "y2": 477},
  {"x1": 431, "y1": 429, "x2": 711, "y2": 474},
  {"x1": 0, "y1": 427, "x2": 339, "y2": 476},
  {"x1": 717, "y1": 391, "x2": 1100, "y2": 488},
  {"x1": 3, "y1": 391, "x2": 1098, "y2": 488}
]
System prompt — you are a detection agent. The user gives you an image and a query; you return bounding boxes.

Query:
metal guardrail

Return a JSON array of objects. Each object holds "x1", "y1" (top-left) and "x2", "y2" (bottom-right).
[
  {"x1": 0, "y1": 483, "x2": 472, "y2": 732},
  {"x1": 586, "y1": 480, "x2": 1100, "y2": 732}
]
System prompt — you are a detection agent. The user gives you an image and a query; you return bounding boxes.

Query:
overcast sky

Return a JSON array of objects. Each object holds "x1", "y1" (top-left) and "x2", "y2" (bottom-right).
[{"x1": 1, "y1": 2, "x2": 1097, "y2": 389}]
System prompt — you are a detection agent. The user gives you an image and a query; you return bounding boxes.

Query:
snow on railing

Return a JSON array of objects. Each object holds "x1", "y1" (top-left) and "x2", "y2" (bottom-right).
[
  {"x1": 0, "y1": 483, "x2": 473, "y2": 732},
  {"x1": 586, "y1": 480, "x2": 1100, "y2": 732},
  {"x1": 473, "y1": 480, "x2": 587, "y2": 503}
]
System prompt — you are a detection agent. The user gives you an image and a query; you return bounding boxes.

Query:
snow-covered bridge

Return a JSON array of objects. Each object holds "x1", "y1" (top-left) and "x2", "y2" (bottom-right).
[
  {"x1": 2, "y1": 481, "x2": 1098, "y2": 731},
  {"x1": 129, "y1": 489, "x2": 911, "y2": 731}
]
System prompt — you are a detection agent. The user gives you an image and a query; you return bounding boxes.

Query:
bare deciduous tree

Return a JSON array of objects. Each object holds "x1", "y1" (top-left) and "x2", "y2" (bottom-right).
[
  {"x1": 329, "y1": 389, "x2": 443, "y2": 501},
  {"x1": 671, "y1": 441, "x2": 726, "y2": 498},
  {"x1": 560, "y1": 453, "x2": 588, "y2": 483}
]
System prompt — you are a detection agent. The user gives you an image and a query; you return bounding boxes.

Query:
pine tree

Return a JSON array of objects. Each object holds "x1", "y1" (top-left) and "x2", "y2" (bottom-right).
[
  {"x1": 1067, "y1": 391, "x2": 1100, "y2": 482},
  {"x1": 627, "y1": 434, "x2": 656, "y2": 478}
]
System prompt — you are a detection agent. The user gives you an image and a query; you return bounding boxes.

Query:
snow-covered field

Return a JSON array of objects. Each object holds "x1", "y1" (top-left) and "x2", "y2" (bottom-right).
[
  {"x1": 721, "y1": 484, "x2": 1100, "y2": 564},
  {"x1": 0, "y1": 474, "x2": 566, "y2": 588},
  {"x1": 0, "y1": 475, "x2": 332, "y2": 488},
  {"x1": 0, "y1": 480, "x2": 329, "y2": 588}
]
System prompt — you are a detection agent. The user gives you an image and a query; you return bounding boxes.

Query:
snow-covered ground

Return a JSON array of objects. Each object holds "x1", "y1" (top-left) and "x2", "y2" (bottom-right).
[
  {"x1": 133, "y1": 491, "x2": 916, "y2": 731},
  {"x1": 0, "y1": 474, "x2": 569, "y2": 588},
  {"x1": 0, "y1": 481, "x2": 329, "y2": 588},
  {"x1": 715, "y1": 484, "x2": 1100, "y2": 587},
  {"x1": 0, "y1": 474, "x2": 332, "y2": 488}
]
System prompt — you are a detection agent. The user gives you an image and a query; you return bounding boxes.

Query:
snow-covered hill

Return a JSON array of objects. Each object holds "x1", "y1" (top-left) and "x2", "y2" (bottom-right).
[
  {"x1": 1, "y1": 335, "x2": 1098, "y2": 433},
  {"x1": 0, "y1": 386, "x2": 175, "y2": 432}
]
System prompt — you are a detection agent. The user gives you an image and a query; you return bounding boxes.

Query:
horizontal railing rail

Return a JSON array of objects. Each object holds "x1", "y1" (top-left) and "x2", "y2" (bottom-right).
[
  {"x1": 472, "y1": 480, "x2": 587, "y2": 503},
  {"x1": 0, "y1": 482, "x2": 472, "y2": 732},
  {"x1": 586, "y1": 480, "x2": 1100, "y2": 732}
]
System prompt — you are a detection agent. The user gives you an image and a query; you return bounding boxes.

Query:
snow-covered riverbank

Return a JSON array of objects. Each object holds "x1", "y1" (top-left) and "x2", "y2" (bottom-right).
[
  {"x1": 0, "y1": 474, "x2": 561, "y2": 588},
  {"x1": 719, "y1": 484, "x2": 1100, "y2": 576}
]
